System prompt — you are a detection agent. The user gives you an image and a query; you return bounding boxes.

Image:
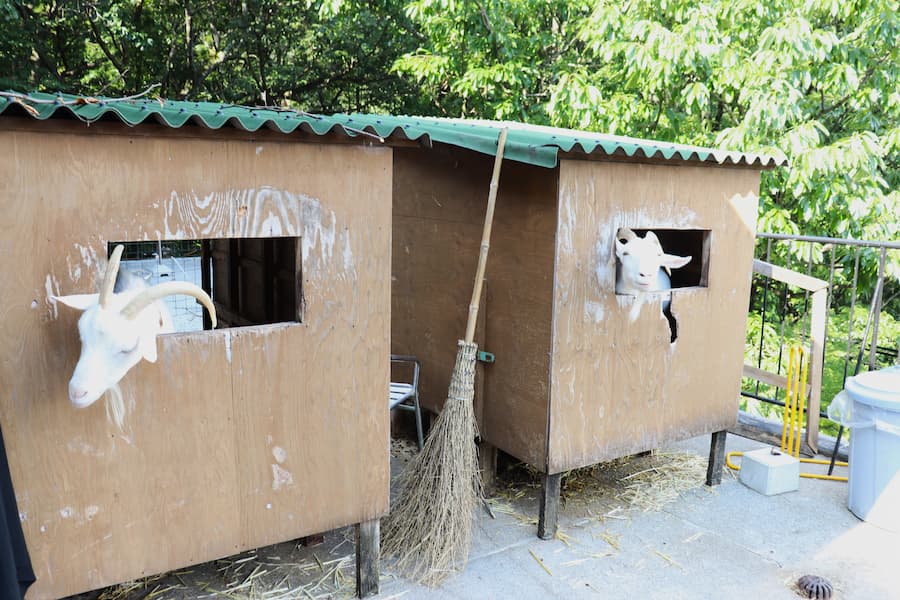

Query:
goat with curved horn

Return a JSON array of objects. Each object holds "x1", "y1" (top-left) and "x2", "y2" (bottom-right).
[
  {"x1": 54, "y1": 244, "x2": 218, "y2": 411},
  {"x1": 99, "y1": 244, "x2": 124, "y2": 307},
  {"x1": 122, "y1": 282, "x2": 217, "y2": 327}
]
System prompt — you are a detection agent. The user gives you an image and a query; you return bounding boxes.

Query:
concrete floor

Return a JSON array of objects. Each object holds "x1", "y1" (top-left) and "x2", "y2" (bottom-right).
[
  {"x1": 378, "y1": 434, "x2": 898, "y2": 600},
  {"x1": 68, "y1": 432, "x2": 899, "y2": 600}
]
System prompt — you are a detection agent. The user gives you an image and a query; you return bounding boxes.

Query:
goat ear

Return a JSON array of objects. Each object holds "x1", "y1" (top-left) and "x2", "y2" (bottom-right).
[
  {"x1": 661, "y1": 253, "x2": 691, "y2": 269},
  {"x1": 139, "y1": 334, "x2": 158, "y2": 363},
  {"x1": 53, "y1": 293, "x2": 100, "y2": 311},
  {"x1": 615, "y1": 227, "x2": 634, "y2": 259},
  {"x1": 614, "y1": 236, "x2": 627, "y2": 259},
  {"x1": 644, "y1": 231, "x2": 660, "y2": 245}
]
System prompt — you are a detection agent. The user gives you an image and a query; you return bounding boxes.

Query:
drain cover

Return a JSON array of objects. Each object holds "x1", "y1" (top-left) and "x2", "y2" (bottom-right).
[{"x1": 797, "y1": 575, "x2": 833, "y2": 599}]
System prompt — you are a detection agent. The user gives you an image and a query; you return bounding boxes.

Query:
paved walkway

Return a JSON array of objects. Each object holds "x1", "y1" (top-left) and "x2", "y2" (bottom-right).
[{"x1": 381, "y1": 434, "x2": 897, "y2": 600}]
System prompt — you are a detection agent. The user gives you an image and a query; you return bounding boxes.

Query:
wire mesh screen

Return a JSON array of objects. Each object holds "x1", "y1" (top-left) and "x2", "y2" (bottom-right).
[{"x1": 112, "y1": 241, "x2": 208, "y2": 332}]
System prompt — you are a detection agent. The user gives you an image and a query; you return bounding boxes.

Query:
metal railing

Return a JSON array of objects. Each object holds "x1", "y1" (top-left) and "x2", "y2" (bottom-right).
[{"x1": 742, "y1": 232, "x2": 900, "y2": 451}]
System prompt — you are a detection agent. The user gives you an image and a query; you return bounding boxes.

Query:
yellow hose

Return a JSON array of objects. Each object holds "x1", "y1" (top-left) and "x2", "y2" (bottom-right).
[
  {"x1": 725, "y1": 451, "x2": 848, "y2": 482},
  {"x1": 733, "y1": 344, "x2": 848, "y2": 483},
  {"x1": 781, "y1": 346, "x2": 794, "y2": 453},
  {"x1": 793, "y1": 350, "x2": 810, "y2": 457}
]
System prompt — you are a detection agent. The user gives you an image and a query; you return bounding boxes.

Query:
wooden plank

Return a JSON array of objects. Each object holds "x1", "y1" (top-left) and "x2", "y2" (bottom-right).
[
  {"x1": 537, "y1": 472, "x2": 562, "y2": 540},
  {"x1": 730, "y1": 411, "x2": 820, "y2": 458},
  {"x1": 355, "y1": 519, "x2": 380, "y2": 598},
  {"x1": 548, "y1": 161, "x2": 761, "y2": 472},
  {"x1": 752, "y1": 259, "x2": 828, "y2": 292},
  {"x1": 806, "y1": 289, "x2": 827, "y2": 454},
  {"x1": 0, "y1": 128, "x2": 391, "y2": 599},
  {"x1": 706, "y1": 430, "x2": 727, "y2": 486},
  {"x1": 742, "y1": 364, "x2": 811, "y2": 395}
]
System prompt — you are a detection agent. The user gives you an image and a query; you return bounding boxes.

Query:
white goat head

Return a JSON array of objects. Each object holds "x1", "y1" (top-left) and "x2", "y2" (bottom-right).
[
  {"x1": 614, "y1": 227, "x2": 692, "y2": 296},
  {"x1": 54, "y1": 245, "x2": 217, "y2": 409}
]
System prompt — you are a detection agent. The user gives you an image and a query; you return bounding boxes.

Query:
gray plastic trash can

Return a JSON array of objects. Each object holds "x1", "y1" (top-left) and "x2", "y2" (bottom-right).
[{"x1": 830, "y1": 366, "x2": 900, "y2": 531}]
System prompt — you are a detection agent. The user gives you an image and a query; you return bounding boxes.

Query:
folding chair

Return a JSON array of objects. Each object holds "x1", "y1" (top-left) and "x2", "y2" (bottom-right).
[{"x1": 390, "y1": 355, "x2": 424, "y2": 450}]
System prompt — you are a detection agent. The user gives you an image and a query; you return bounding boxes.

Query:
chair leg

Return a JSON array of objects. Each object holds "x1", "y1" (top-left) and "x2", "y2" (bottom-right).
[{"x1": 413, "y1": 394, "x2": 424, "y2": 450}]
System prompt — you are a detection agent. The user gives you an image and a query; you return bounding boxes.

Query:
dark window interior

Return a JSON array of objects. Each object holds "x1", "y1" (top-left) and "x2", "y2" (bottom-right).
[{"x1": 108, "y1": 238, "x2": 301, "y2": 332}]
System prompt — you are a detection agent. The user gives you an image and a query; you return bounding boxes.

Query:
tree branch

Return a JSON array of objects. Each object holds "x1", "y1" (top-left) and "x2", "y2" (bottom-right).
[{"x1": 84, "y1": 7, "x2": 128, "y2": 80}]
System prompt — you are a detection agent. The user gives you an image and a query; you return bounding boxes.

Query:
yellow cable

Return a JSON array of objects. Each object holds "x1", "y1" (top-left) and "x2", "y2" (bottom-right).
[
  {"x1": 794, "y1": 349, "x2": 810, "y2": 458},
  {"x1": 725, "y1": 451, "x2": 848, "y2": 482},
  {"x1": 785, "y1": 346, "x2": 799, "y2": 455},
  {"x1": 781, "y1": 347, "x2": 795, "y2": 453}
]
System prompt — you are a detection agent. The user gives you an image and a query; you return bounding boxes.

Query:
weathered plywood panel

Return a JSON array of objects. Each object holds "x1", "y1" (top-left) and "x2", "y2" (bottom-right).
[
  {"x1": 391, "y1": 146, "x2": 556, "y2": 469},
  {"x1": 549, "y1": 161, "x2": 760, "y2": 473},
  {"x1": 0, "y1": 126, "x2": 391, "y2": 599}
]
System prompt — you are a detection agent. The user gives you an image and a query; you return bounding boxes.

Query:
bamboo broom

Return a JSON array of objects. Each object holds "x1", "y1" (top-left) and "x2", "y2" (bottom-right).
[{"x1": 382, "y1": 128, "x2": 509, "y2": 585}]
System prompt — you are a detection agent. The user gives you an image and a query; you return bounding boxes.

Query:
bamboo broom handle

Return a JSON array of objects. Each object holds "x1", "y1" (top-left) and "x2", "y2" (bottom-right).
[{"x1": 464, "y1": 128, "x2": 509, "y2": 344}]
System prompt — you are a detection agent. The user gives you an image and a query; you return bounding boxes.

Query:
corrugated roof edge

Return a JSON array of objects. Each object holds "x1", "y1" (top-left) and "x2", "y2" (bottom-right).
[{"x1": 0, "y1": 91, "x2": 787, "y2": 170}]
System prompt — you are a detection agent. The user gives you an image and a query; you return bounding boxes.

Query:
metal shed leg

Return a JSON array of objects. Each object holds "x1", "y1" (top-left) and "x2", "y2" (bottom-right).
[
  {"x1": 537, "y1": 472, "x2": 562, "y2": 540},
  {"x1": 356, "y1": 519, "x2": 379, "y2": 598},
  {"x1": 706, "y1": 430, "x2": 727, "y2": 486}
]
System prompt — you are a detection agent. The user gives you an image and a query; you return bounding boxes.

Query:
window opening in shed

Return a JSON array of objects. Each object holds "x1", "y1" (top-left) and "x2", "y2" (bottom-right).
[
  {"x1": 108, "y1": 238, "x2": 301, "y2": 332},
  {"x1": 614, "y1": 229, "x2": 710, "y2": 343}
]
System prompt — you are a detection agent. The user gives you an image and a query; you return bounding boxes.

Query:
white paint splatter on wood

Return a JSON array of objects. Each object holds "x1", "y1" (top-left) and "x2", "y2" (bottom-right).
[
  {"x1": 44, "y1": 274, "x2": 60, "y2": 320},
  {"x1": 584, "y1": 300, "x2": 605, "y2": 323},
  {"x1": 156, "y1": 186, "x2": 351, "y2": 279},
  {"x1": 271, "y1": 464, "x2": 294, "y2": 491},
  {"x1": 223, "y1": 330, "x2": 233, "y2": 363}
]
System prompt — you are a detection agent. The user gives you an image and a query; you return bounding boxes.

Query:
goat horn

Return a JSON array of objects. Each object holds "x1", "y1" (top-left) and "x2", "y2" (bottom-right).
[
  {"x1": 99, "y1": 245, "x2": 124, "y2": 308},
  {"x1": 121, "y1": 282, "x2": 217, "y2": 328}
]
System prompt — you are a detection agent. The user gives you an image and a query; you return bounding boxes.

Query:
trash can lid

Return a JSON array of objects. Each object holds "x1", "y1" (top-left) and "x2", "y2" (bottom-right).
[{"x1": 844, "y1": 366, "x2": 900, "y2": 410}]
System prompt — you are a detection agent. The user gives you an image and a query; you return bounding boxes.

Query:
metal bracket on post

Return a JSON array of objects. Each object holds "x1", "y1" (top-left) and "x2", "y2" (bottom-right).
[{"x1": 477, "y1": 351, "x2": 495, "y2": 364}]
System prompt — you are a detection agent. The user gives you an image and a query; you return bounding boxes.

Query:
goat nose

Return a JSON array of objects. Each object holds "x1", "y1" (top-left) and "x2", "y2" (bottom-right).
[{"x1": 69, "y1": 386, "x2": 88, "y2": 401}]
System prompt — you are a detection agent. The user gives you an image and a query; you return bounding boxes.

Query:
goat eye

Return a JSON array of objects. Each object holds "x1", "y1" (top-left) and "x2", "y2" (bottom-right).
[
  {"x1": 120, "y1": 341, "x2": 139, "y2": 355},
  {"x1": 622, "y1": 251, "x2": 630, "y2": 256}
]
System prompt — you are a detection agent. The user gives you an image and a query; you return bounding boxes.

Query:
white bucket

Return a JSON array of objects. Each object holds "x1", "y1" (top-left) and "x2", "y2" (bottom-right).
[{"x1": 829, "y1": 366, "x2": 900, "y2": 531}]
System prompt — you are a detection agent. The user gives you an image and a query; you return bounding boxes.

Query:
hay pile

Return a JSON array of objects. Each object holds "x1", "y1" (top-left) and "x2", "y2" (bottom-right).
[
  {"x1": 90, "y1": 534, "x2": 360, "y2": 600},
  {"x1": 488, "y1": 450, "x2": 708, "y2": 524}
]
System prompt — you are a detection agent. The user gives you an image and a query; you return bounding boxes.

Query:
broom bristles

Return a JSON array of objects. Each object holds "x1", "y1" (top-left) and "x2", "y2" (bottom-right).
[{"x1": 382, "y1": 341, "x2": 482, "y2": 585}]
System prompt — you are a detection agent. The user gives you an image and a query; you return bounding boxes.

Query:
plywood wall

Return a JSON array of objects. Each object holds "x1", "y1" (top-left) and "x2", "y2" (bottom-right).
[
  {"x1": 391, "y1": 146, "x2": 557, "y2": 469},
  {"x1": 0, "y1": 122, "x2": 391, "y2": 599},
  {"x1": 549, "y1": 160, "x2": 761, "y2": 473}
]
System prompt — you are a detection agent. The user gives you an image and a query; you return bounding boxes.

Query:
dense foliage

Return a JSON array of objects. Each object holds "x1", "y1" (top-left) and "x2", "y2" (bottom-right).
[{"x1": 0, "y1": 0, "x2": 422, "y2": 113}]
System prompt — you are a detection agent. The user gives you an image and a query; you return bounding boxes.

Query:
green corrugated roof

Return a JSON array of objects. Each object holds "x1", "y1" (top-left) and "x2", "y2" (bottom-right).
[{"x1": 0, "y1": 91, "x2": 786, "y2": 169}]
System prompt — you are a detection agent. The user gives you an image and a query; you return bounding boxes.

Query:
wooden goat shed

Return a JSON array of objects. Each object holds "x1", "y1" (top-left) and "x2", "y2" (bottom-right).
[
  {"x1": 379, "y1": 118, "x2": 783, "y2": 537},
  {"x1": 0, "y1": 93, "x2": 782, "y2": 597},
  {"x1": 0, "y1": 94, "x2": 395, "y2": 599}
]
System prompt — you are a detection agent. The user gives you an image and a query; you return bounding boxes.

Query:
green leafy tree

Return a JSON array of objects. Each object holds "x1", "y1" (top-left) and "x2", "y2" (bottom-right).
[
  {"x1": 395, "y1": 0, "x2": 899, "y2": 304},
  {"x1": 0, "y1": 0, "x2": 421, "y2": 113}
]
